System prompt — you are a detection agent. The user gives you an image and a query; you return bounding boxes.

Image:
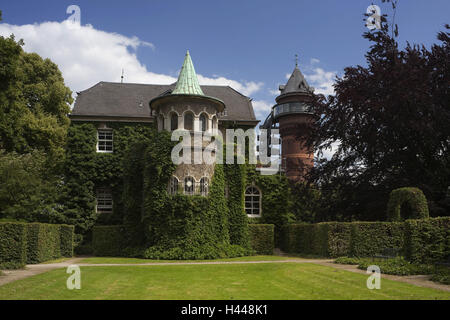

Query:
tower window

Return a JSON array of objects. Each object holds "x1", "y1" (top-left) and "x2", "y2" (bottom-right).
[
  {"x1": 200, "y1": 177, "x2": 209, "y2": 196},
  {"x1": 199, "y1": 113, "x2": 208, "y2": 132},
  {"x1": 245, "y1": 186, "x2": 261, "y2": 217},
  {"x1": 170, "y1": 112, "x2": 178, "y2": 131},
  {"x1": 97, "y1": 129, "x2": 113, "y2": 153},
  {"x1": 184, "y1": 176, "x2": 195, "y2": 195},
  {"x1": 184, "y1": 112, "x2": 194, "y2": 131},
  {"x1": 96, "y1": 188, "x2": 113, "y2": 213}
]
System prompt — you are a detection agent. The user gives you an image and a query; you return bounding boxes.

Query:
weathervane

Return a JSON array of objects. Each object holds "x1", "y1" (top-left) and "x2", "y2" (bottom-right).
[{"x1": 295, "y1": 54, "x2": 299, "y2": 67}]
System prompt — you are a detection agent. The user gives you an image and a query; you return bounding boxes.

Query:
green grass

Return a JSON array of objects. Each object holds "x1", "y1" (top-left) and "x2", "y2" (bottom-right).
[
  {"x1": 79, "y1": 255, "x2": 303, "y2": 264},
  {"x1": 0, "y1": 263, "x2": 448, "y2": 300},
  {"x1": 41, "y1": 258, "x2": 72, "y2": 264}
]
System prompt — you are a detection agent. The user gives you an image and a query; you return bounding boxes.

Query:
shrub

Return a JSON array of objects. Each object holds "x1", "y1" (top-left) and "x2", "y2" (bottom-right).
[
  {"x1": 349, "y1": 222, "x2": 404, "y2": 257},
  {"x1": 404, "y1": 217, "x2": 450, "y2": 264},
  {"x1": 0, "y1": 221, "x2": 73, "y2": 268},
  {"x1": 334, "y1": 256, "x2": 360, "y2": 265},
  {"x1": 248, "y1": 224, "x2": 274, "y2": 255},
  {"x1": 387, "y1": 187, "x2": 429, "y2": 221},
  {"x1": 0, "y1": 222, "x2": 27, "y2": 269},
  {"x1": 327, "y1": 222, "x2": 352, "y2": 257},
  {"x1": 26, "y1": 223, "x2": 61, "y2": 264},
  {"x1": 92, "y1": 225, "x2": 126, "y2": 256},
  {"x1": 357, "y1": 257, "x2": 433, "y2": 276},
  {"x1": 430, "y1": 267, "x2": 450, "y2": 285},
  {"x1": 60, "y1": 225, "x2": 74, "y2": 257}
]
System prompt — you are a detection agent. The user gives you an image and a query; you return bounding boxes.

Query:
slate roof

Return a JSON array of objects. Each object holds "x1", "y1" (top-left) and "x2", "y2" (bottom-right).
[
  {"x1": 70, "y1": 82, "x2": 258, "y2": 123},
  {"x1": 279, "y1": 66, "x2": 313, "y2": 95}
]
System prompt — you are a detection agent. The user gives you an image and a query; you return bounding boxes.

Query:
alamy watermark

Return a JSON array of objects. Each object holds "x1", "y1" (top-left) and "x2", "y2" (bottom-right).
[
  {"x1": 366, "y1": 5, "x2": 382, "y2": 30},
  {"x1": 66, "y1": 265, "x2": 81, "y2": 290},
  {"x1": 366, "y1": 265, "x2": 381, "y2": 289},
  {"x1": 170, "y1": 128, "x2": 280, "y2": 175}
]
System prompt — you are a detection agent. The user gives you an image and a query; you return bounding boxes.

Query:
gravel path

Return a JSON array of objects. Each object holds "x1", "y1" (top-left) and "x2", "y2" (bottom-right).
[{"x1": 1, "y1": 257, "x2": 449, "y2": 292}]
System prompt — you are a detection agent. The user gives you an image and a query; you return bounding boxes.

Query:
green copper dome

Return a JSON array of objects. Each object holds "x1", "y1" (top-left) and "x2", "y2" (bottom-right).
[{"x1": 172, "y1": 51, "x2": 205, "y2": 96}]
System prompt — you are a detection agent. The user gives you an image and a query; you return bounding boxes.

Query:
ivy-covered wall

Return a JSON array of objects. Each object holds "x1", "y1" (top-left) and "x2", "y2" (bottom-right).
[
  {"x1": 246, "y1": 165, "x2": 293, "y2": 245},
  {"x1": 119, "y1": 135, "x2": 252, "y2": 259},
  {"x1": 62, "y1": 121, "x2": 155, "y2": 247}
]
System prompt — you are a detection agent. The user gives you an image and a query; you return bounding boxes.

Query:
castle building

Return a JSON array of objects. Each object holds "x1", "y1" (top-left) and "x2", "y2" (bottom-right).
[
  {"x1": 69, "y1": 51, "x2": 260, "y2": 216},
  {"x1": 69, "y1": 52, "x2": 314, "y2": 224}
]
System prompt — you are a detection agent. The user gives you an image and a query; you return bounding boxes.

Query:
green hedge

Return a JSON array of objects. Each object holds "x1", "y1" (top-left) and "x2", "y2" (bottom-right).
[
  {"x1": 0, "y1": 222, "x2": 74, "y2": 268},
  {"x1": 280, "y1": 217, "x2": 450, "y2": 262},
  {"x1": 387, "y1": 187, "x2": 429, "y2": 221},
  {"x1": 349, "y1": 222, "x2": 404, "y2": 257},
  {"x1": 26, "y1": 223, "x2": 61, "y2": 264},
  {"x1": 248, "y1": 224, "x2": 274, "y2": 255},
  {"x1": 60, "y1": 225, "x2": 75, "y2": 257},
  {"x1": 0, "y1": 222, "x2": 28, "y2": 268},
  {"x1": 404, "y1": 217, "x2": 450, "y2": 264},
  {"x1": 92, "y1": 225, "x2": 126, "y2": 256}
]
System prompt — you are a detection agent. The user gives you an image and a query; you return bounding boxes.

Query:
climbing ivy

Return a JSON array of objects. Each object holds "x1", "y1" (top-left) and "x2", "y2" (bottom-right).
[{"x1": 62, "y1": 122, "x2": 154, "y2": 247}]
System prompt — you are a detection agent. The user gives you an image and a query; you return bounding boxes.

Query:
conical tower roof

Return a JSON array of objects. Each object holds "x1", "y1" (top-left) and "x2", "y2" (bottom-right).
[
  {"x1": 172, "y1": 51, "x2": 205, "y2": 96},
  {"x1": 280, "y1": 66, "x2": 312, "y2": 95}
]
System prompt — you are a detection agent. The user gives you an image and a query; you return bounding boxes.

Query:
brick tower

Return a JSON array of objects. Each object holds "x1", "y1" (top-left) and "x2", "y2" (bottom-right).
[{"x1": 261, "y1": 62, "x2": 316, "y2": 182}]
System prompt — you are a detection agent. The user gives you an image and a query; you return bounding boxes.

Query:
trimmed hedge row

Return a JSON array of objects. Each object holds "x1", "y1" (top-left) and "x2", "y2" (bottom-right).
[
  {"x1": 0, "y1": 223, "x2": 28, "y2": 268},
  {"x1": 93, "y1": 224, "x2": 275, "y2": 257},
  {"x1": 404, "y1": 217, "x2": 450, "y2": 264},
  {"x1": 280, "y1": 217, "x2": 449, "y2": 263},
  {"x1": 248, "y1": 224, "x2": 274, "y2": 255},
  {"x1": 0, "y1": 222, "x2": 74, "y2": 268}
]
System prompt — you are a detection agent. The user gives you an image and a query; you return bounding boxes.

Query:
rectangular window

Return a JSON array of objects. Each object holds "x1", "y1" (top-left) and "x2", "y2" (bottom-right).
[
  {"x1": 97, "y1": 129, "x2": 113, "y2": 153},
  {"x1": 96, "y1": 188, "x2": 113, "y2": 213}
]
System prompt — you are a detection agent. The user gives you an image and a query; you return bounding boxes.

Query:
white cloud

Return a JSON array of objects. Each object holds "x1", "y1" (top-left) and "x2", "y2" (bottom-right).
[
  {"x1": 310, "y1": 58, "x2": 320, "y2": 65},
  {"x1": 252, "y1": 99, "x2": 273, "y2": 121},
  {"x1": 0, "y1": 20, "x2": 263, "y2": 98},
  {"x1": 197, "y1": 75, "x2": 263, "y2": 96},
  {"x1": 304, "y1": 67, "x2": 336, "y2": 96}
]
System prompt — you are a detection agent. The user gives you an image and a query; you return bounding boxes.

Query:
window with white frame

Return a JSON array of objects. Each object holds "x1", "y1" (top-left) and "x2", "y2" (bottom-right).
[
  {"x1": 245, "y1": 186, "x2": 261, "y2": 217},
  {"x1": 200, "y1": 177, "x2": 209, "y2": 196},
  {"x1": 169, "y1": 176, "x2": 179, "y2": 195},
  {"x1": 96, "y1": 188, "x2": 113, "y2": 213},
  {"x1": 184, "y1": 176, "x2": 195, "y2": 195},
  {"x1": 97, "y1": 129, "x2": 113, "y2": 153}
]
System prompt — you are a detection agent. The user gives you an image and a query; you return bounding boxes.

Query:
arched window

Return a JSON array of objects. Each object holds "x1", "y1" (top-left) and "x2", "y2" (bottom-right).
[
  {"x1": 184, "y1": 176, "x2": 195, "y2": 195},
  {"x1": 184, "y1": 112, "x2": 194, "y2": 131},
  {"x1": 170, "y1": 112, "x2": 178, "y2": 131},
  {"x1": 245, "y1": 186, "x2": 261, "y2": 216},
  {"x1": 199, "y1": 113, "x2": 208, "y2": 132},
  {"x1": 200, "y1": 177, "x2": 209, "y2": 196},
  {"x1": 212, "y1": 116, "x2": 218, "y2": 131},
  {"x1": 169, "y1": 176, "x2": 179, "y2": 195}
]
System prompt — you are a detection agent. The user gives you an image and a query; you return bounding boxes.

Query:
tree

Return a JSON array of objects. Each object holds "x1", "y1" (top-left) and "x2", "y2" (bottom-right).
[
  {"x1": 0, "y1": 150, "x2": 65, "y2": 223},
  {"x1": 0, "y1": 26, "x2": 72, "y2": 172},
  {"x1": 309, "y1": 13, "x2": 450, "y2": 220}
]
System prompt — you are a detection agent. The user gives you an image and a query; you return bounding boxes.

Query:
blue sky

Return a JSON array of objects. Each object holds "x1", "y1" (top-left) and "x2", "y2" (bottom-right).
[{"x1": 1, "y1": 0, "x2": 449, "y2": 121}]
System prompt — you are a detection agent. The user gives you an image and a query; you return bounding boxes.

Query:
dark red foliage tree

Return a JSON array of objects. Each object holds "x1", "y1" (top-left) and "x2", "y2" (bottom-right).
[{"x1": 308, "y1": 12, "x2": 449, "y2": 221}]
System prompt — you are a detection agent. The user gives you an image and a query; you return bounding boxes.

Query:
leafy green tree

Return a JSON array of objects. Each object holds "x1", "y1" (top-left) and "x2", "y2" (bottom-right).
[
  {"x1": 0, "y1": 150, "x2": 64, "y2": 222},
  {"x1": 0, "y1": 24, "x2": 72, "y2": 171}
]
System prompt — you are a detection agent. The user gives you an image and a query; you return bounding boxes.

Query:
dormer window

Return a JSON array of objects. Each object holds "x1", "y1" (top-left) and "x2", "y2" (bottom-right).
[{"x1": 97, "y1": 129, "x2": 113, "y2": 153}]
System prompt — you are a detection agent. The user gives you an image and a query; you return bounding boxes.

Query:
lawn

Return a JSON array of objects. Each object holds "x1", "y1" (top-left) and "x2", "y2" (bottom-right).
[
  {"x1": 78, "y1": 255, "x2": 303, "y2": 264},
  {"x1": 0, "y1": 262, "x2": 448, "y2": 300}
]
